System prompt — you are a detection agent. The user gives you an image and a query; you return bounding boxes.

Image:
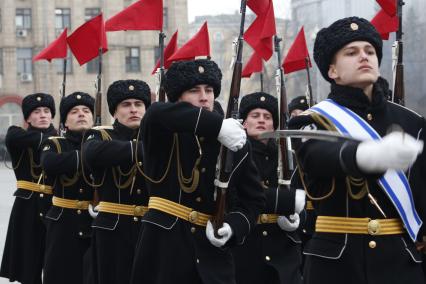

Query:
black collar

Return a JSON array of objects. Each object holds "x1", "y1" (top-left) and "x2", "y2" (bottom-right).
[{"x1": 113, "y1": 120, "x2": 138, "y2": 140}]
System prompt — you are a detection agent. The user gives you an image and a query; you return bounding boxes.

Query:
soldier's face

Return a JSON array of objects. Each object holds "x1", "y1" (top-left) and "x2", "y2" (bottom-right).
[
  {"x1": 27, "y1": 107, "x2": 52, "y2": 129},
  {"x1": 114, "y1": 99, "x2": 146, "y2": 129},
  {"x1": 243, "y1": 108, "x2": 274, "y2": 140},
  {"x1": 179, "y1": 84, "x2": 214, "y2": 112},
  {"x1": 290, "y1": 109, "x2": 304, "y2": 118},
  {"x1": 328, "y1": 41, "x2": 380, "y2": 89},
  {"x1": 65, "y1": 105, "x2": 94, "y2": 131}
]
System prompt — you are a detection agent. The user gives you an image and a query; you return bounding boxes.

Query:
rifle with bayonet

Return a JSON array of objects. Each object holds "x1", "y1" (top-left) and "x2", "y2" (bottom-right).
[
  {"x1": 274, "y1": 35, "x2": 294, "y2": 186},
  {"x1": 157, "y1": 32, "x2": 167, "y2": 102},
  {"x1": 391, "y1": 0, "x2": 405, "y2": 106},
  {"x1": 94, "y1": 48, "x2": 103, "y2": 126},
  {"x1": 59, "y1": 58, "x2": 68, "y2": 135},
  {"x1": 212, "y1": 0, "x2": 247, "y2": 235}
]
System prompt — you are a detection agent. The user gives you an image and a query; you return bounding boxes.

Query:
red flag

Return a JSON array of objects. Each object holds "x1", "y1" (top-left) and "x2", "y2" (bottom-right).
[
  {"x1": 376, "y1": 0, "x2": 397, "y2": 16},
  {"x1": 242, "y1": 51, "x2": 263, "y2": 78},
  {"x1": 244, "y1": 0, "x2": 276, "y2": 61},
  {"x1": 282, "y1": 27, "x2": 311, "y2": 74},
  {"x1": 33, "y1": 28, "x2": 68, "y2": 62},
  {"x1": 67, "y1": 13, "x2": 108, "y2": 66},
  {"x1": 168, "y1": 22, "x2": 210, "y2": 62},
  {"x1": 247, "y1": 0, "x2": 270, "y2": 15},
  {"x1": 152, "y1": 30, "x2": 178, "y2": 74},
  {"x1": 371, "y1": 9, "x2": 399, "y2": 40},
  {"x1": 105, "y1": 0, "x2": 163, "y2": 31}
]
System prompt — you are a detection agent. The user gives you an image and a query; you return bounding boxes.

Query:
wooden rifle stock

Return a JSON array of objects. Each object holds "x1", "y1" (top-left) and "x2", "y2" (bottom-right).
[
  {"x1": 392, "y1": 1, "x2": 405, "y2": 106},
  {"x1": 212, "y1": 0, "x2": 247, "y2": 235}
]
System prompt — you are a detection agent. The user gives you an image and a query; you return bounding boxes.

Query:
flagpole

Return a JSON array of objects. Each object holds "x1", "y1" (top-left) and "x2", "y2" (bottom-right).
[
  {"x1": 94, "y1": 47, "x2": 103, "y2": 126},
  {"x1": 59, "y1": 57, "x2": 67, "y2": 135},
  {"x1": 392, "y1": 0, "x2": 405, "y2": 105},
  {"x1": 158, "y1": 31, "x2": 166, "y2": 102},
  {"x1": 304, "y1": 57, "x2": 314, "y2": 107},
  {"x1": 259, "y1": 72, "x2": 264, "y2": 92}
]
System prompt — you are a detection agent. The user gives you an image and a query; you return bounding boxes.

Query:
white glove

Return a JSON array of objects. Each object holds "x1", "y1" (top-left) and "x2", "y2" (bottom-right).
[
  {"x1": 295, "y1": 189, "x2": 306, "y2": 214},
  {"x1": 217, "y1": 118, "x2": 247, "y2": 152},
  {"x1": 88, "y1": 204, "x2": 99, "y2": 219},
  {"x1": 356, "y1": 132, "x2": 423, "y2": 173},
  {"x1": 206, "y1": 220, "x2": 233, "y2": 247},
  {"x1": 277, "y1": 213, "x2": 300, "y2": 232}
]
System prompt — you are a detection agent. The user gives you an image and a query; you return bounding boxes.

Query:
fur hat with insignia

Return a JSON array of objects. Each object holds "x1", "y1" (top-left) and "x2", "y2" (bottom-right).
[
  {"x1": 288, "y1": 96, "x2": 309, "y2": 114},
  {"x1": 22, "y1": 93, "x2": 56, "y2": 120},
  {"x1": 106, "y1": 79, "x2": 151, "y2": 115},
  {"x1": 314, "y1": 16, "x2": 383, "y2": 82},
  {"x1": 164, "y1": 59, "x2": 222, "y2": 102},
  {"x1": 239, "y1": 92, "x2": 278, "y2": 129},
  {"x1": 60, "y1": 92, "x2": 95, "y2": 124}
]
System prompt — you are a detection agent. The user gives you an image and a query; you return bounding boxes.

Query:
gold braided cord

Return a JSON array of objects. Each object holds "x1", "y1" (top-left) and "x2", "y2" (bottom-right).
[
  {"x1": 112, "y1": 165, "x2": 137, "y2": 190},
  {"x1": 346, "y1": 176, "x2": 369, "y2": 200},
  {"x1": 176, "y1": 134, "x2": 202, "y2": 193},
  {"x1": 8, "y1": 151, "x2": 24, "y2": 170},
  {"x1": 135, "y1": 127, "x2": 175, "y2": 184}
]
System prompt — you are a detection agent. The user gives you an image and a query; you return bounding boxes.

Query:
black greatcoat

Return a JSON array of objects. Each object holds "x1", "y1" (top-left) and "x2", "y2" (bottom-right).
[
  {"x1": 40, "y1": 130, "x2": 94, "y2": 284},
  {"x1": 131, "y1": 102, "x2": 265, "y2": 284},
  {"x1": 83, "y1": 120, "x2": 148, "y2": 284},
  {"x1": 0, "y1": 124, "x2": 56, "y2": 284},
  {"x1": 288, "y1": 78, "x2": 426, "y2": 284},
  {"x1": 232, "y1": 137, "x2": 303, "y2": 284}
]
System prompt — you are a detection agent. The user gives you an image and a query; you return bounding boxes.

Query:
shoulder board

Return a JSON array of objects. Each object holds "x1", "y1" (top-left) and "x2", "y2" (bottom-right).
[
  {"x1": 48, "y1": 136, "x2": 65, "y2": 140},
  {"x1": 388, "y1": 101, "x2": 423, "y2": 118},
  {"x1": 92, "y1": 126, "x2": 113, "y2": 130}
]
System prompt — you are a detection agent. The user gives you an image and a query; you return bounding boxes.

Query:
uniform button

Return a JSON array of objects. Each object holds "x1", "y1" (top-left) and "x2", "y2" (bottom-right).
[
  {"x1": 303, "y1": 229, "x2": 307, "y2": 234},
  {"x1": 133, "y1": 217, "x2": 139, "y2": 222},
  {"x1": 39, "y1": 193, "x2": 44, "y2": 198},
  {"x1": 201, "y1": 168, "x2": 206, "y2": 173},
  {"x1": 137, "y1": 189, "x2": 142, "y2": 194},
  {"x1": 39, "y1": 213, "x2": 43, "y2": 217},
  {"x1": 138, "y1": 162, "x2": 142, "y2": 166},
  {"x1": 265, "y1": 156, "x2": 269, "y2": 161},
  {"x1": 196, "y1": 197, "x2": 202, "y2": 202},
  {"x1": 78, "y1": 232, "x2": 83, "y2": 236},
  {"x1": 369, "y1": 241, "x2": 377, "y2": 249},
  {"x1": 191, "y1": 227, "x2": 196, "y2": 233},
  {"x1": 262, "y1": 231, "x2": 268, "y2": 236},
  {"x1": 367, "y1": 113, "x2": 373, "y2": 121},
  {"x1": 196, "y1": 259, "x2": 200, "y2": 264},
  {"x1": 199, "y1": 137, "x2": 205, "y2": 142},
  {"x1": 132, "y1": 139, "x2": 137, "y2": 142},
  {"x1": 77, "y1": 210, "x2": 82, "y2": 215},
  {"x1": 79, "y1": 188, "x2": 83, "y2": 193},
  {"x1": 265, "y1": 180, "x2": 269, "y2": 185},
  {"x1": 265, "y1": 256, "x2": 271, "y2": 261}
]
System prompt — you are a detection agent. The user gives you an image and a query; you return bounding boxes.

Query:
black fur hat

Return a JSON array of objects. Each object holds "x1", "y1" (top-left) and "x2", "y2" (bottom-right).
[
  {"x1": 164, "y1": 59, "x2": 222, "y2": 102},
  {"x1": 106, "y1": 79, "x2": 151, "y2": 115},
  {"x1": 60, "y1": 92, "x2": 95, "y2": 124},
  {"x1": 239, "y1": 92, "x2": 278, "y2": 129},
  {"x1": 288, "y1": 96, "x2": 309, "y2": 114},
  {"x1": 22, "y1": 93, "x2": 56, "y2": 120},
  {"x1": 314, "y1": 16, "x2": 383, "y2": 82}
]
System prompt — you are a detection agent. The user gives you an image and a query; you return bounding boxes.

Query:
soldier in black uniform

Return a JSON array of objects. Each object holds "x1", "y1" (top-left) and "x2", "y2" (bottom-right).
[
  {"x1": 289, "y1": 96, "x2": 309, "y2": 118},
  {"x1": 130, "y1": 59, "x2": 265, "y2": 284},
  {"x1": 40, "y1": 92, "x2": 95, "y2": 284},
  {"x1": 289, "y1": 17, "x2": 426, "y2": 284},
  {"x1": 82, "y1": 80, "x2": 150, "y2": 284},
  {"x1": 232, "y1": 92, "x2": 305, "y2": 284},
  {"x1": 0, "y1": 93, "x2": 57, "y2": 284}
]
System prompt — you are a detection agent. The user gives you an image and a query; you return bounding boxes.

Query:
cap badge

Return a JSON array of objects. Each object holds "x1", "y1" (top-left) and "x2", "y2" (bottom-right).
[
  {"x1": 301, "y1": 99, "x2": 305, "y2": 103},
  {"x1": 76, "y1": 94, "x2": 82, "y2": 100},
  {"x1": 260, "y1": 96, "x2": 266, "y2": 102},
  {"x1": 128, "y1": 85, "x2": 135, "y2": 91},
  {"x1": 350, "y1": 23, "x2": 359, "y2": 31},
  {"x1": 198, "y1": 66, "x2": 205, "y2": 74},
  {"x1": 36, "y1": 97, "x2": 42, "y2": 101}
]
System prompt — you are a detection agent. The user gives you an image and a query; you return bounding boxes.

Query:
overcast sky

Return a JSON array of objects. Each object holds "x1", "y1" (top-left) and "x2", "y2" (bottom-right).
[{"x1": 187, "y1": 0, "x2": 291, "y2": 23}]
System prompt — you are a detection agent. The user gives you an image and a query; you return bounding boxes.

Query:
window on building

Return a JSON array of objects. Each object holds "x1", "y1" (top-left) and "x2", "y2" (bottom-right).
[
  {"x1": 55, "y1": 8, "x2": 71, "y2": 35},
  {"x1": 163, "y1": 7, "x2": 168, "y2": 29},
  {"x1": 17, "y1": 48, "x2": 32, "y2": 74},
  {"x1": 55, "y1": 51, "x2": 73, "y2": 74},
  {"x1": 86, "y1": 57, "x2": 99, "y2": 74},
  {"x1": 0, "y1": 49, "x2": 3, "y2": 75},
  {"x1": 15, "y1": 8, "x2": 32, "y2": 30},
  {"x1": 126, "y1": 47, "x2": 141, "y2": 73},
  {"x1": 85, "y1": 8, "x2": 100, "y2": 21}
]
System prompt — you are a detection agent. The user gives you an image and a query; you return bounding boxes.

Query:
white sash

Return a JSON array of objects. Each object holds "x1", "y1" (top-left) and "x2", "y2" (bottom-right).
[{"x1": 311, "y1": 99, "x2": 422, "y2": 241}]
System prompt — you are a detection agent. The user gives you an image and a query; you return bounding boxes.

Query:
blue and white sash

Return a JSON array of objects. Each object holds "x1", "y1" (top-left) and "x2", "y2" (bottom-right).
[{"x1": 311, "y1": 99, "x2": 422, "y2": 241}]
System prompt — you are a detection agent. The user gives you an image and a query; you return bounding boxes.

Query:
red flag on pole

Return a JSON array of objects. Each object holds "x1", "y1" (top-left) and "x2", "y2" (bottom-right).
[
  {"x1": 33, "y1": 28, "x2": 68, "y2": 62},
  {"x1": 242, "y1": 51, "x2": 263, "y2": 78},
  {"x1": 371, "y1": 9, "x2": 399, "y2": 40},
  {"x1": 105, "y1": 0, "x2": 163, "y2": 31},
  {"x1": 152, "y1": 30, "x2": 179, "y2": 74},
  {"x1": 376, "y1": 0, "x2": 397, "y2": 16},
  {"x1": 244, "y1": 0, "x2": 276, "y2": 61},
  {"x1": 67, "y1": 13, "x2": 108, "y2": 65},
  {"x1": 282, "y1": 27, "x2": 311, "y2": 74},
  {"x1": 168, "y1": 22, "x2": 210, "y2": 62},
  {"x1": 247, "y1": 0, "x2": 270, "y2": 15}
]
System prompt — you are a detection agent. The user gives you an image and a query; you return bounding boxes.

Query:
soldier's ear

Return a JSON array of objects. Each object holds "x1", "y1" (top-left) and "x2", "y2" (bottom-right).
[{"x1": 328, "y1": 65, "x2": 338, "y2": 80}]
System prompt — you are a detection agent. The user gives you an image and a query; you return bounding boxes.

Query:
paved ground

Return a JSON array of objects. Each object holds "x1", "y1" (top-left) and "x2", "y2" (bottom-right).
[{"x1": 0, "y1": 164, "x2": 19, "y2": 283}]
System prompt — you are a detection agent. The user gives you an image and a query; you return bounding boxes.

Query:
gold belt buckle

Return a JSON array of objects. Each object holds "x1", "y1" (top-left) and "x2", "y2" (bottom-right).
[
  {"x1": 189, "y1": 210, "x2": 199, "y2": 223},
  {"x1": 260, "y1": 214, "x2": 268, "y2": 224},
  {"x1": 76, "y1": 201, "x2": 84, "y2": 209},
  {"x1": 134, "y1": 206, "x2": 143, "y2": 215},
  {"x1": 368, "y1": 219, "x2": 381, "y2": 235},
  {"x1": 39, "y1": 184, "x2": 46, "y2": 193}
]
